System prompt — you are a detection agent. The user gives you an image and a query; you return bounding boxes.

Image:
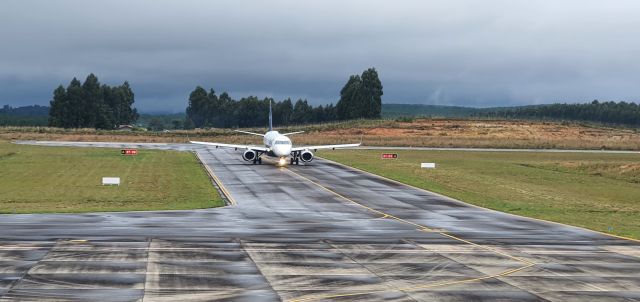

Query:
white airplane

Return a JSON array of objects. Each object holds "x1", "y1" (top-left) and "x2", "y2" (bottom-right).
[{"x1": 190, "y1": 101, "x2": 361, "y2": 166}]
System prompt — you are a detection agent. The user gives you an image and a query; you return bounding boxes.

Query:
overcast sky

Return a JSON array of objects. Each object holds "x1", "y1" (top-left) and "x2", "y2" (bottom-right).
[{"x1": 1, "y1": 0, "x2": 639, "y2": 112}]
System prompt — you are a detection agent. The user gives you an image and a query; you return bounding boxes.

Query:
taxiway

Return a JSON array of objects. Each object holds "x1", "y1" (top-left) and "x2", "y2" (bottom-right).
[{"x1": 1, "y1": 141, "x2": 639, "y2": 301}]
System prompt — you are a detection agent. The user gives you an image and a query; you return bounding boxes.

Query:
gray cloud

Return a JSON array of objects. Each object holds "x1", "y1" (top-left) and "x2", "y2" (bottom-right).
[{"x1": 1, "y1": 0, "x2": 639, "y2": 112}]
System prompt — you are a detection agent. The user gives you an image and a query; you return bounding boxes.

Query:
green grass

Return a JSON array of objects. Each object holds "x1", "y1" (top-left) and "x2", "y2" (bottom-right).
[
  {"x1": 0, "y1": 141, "x2": 224, "y2": 213},
  {"x1": 319, "y1": 149, "x2": 640, "y2": 239}
]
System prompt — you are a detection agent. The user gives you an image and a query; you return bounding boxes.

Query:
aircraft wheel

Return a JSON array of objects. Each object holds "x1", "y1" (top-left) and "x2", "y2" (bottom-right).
[{"x1": 258, "y1": 157, "x2": 262, "y2": 165}]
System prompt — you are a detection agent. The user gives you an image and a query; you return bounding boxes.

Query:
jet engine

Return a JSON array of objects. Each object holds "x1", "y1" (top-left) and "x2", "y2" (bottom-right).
[
  {"x1": 242, "y1": 150, "x2": 257, "y2": 161},
  {"x1": 300, "y1": 150, "x2": 314, "y2": 162}
]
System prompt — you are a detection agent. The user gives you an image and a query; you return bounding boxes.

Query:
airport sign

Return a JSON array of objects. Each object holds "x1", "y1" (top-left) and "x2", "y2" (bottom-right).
[
  {"x1": 381, "y1": 153, "x2": 398, "y2": 159},
  {"x1": 102, "y1": 177, "x2": 121, "y2": 186},
  {"x1": 121, "y1": 149, "x2": 138, "y2": 155}
]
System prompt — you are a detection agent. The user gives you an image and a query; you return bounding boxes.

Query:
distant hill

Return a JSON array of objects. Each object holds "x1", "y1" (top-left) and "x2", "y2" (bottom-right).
[
  {"x1": 1, "y1": 105, "x2": 49, "y2": 116},
  {"x1": 3, "y1": 102, "x2": 638, "y2": 128},
  {"x1": 383, "y1": 102, "x2": 640, "y2": 127},
  {"x1": 137, "y1": 113, "x2": 186, "y2": 130},
  {"x1": 0, "y1": 105, "x2": 49, "y2": 126},
  {"x1": 382, "y1": 103, "x2": 499, "y2": 118},
  {"x1": 481, "y1": 101, "x2": 640, "y2": 127}
]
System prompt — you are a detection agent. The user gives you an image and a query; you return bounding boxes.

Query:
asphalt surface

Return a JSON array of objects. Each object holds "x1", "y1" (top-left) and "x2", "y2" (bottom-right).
[{"x1": 1, "y1": 141, "x2": 639, "y2": 301}]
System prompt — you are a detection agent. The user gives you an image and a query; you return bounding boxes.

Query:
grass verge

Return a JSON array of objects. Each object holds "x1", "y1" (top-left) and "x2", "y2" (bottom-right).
[
  {"x1": 0, "y1": 140, "x2": 223, "y2": 213},
  {"x1": 319, "y1": 149, "x2": 640, "y2": 240}
]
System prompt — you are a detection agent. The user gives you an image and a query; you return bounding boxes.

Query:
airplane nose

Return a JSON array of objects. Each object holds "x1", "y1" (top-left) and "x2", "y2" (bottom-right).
[{"x1": 274, "y1": 145, "x2": 290, "y2": 157}]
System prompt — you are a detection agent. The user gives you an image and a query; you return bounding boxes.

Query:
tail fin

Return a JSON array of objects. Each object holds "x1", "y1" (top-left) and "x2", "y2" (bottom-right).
[{"x1": 268, "y1": 99, "x2": 273, "y2": 131}]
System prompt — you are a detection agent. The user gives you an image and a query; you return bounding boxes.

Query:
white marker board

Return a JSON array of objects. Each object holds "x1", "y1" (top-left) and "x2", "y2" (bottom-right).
[
  {"x1": 102, "y1": 177, "x2": 120, "y2": 186},
  {"x1": 421, "y1": 163, "x2": 436, "y2": 169}
]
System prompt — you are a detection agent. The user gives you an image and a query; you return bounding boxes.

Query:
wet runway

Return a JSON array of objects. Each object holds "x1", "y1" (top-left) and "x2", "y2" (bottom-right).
[{"x1": 2, "y1": 141, "x2": 639, "y2": 301}]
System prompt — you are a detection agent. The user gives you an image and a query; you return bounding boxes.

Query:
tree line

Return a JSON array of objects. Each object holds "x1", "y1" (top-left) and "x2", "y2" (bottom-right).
[
  {"x1": 44, "y1": 68, "x2": 383, "y2": 129},
  {"x1": 1, "y1": 105, "x2": 49, "y2": 116},
  {"x1": 49, "y1": 74, "x2": 138, "y2": 129},
  {"x1": 185, "y1": 90, "x2": 338, "y2": 129},
  {"x1": 185, "y1": 68, "x2": 383, "y2": 128},
  {"x1": 480, "y1": 100, "x2": 640, "y2": 126}
]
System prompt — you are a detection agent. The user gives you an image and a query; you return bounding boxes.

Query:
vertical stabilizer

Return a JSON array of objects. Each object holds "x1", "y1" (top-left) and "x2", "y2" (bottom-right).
[{"x1": 268, "y1": 99, "x2": 273, "y2": 131}]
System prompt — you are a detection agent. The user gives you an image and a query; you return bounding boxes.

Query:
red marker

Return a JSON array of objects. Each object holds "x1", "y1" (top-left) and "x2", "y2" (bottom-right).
[{"x1": 121, "y1": 149, "x2": 137, "y2": 155}]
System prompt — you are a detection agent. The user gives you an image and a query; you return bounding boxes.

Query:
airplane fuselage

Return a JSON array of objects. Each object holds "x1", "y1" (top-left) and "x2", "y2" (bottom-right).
[{"x1": 263, "y1": 131, "x2": 292, "y2": 158}]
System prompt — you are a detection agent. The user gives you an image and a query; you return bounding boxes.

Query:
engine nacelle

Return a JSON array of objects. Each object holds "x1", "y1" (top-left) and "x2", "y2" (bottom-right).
[
  {"x1": 242, "y1": 150, "x2": 257, "y2": 161},
  {"x1": 300, "y1": 150, "x2": 314, "y2": 162}
]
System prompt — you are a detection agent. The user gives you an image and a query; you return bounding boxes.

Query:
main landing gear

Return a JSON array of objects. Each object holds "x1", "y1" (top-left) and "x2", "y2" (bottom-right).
[
  {"x1": 289, "y1": 150, "x2": 303, "y2": 165},
  {"x1": 252, "y1": 157, "x2": 262, "y2": 165}
]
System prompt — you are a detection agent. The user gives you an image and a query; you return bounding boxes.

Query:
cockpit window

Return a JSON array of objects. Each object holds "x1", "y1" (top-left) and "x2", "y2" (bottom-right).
[{"x1": 275, "y1": 140, "x2": 291, "y2": 145}]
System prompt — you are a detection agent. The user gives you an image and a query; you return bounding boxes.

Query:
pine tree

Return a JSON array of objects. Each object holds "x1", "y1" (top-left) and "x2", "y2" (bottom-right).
[
  {"x1": 278, "y1": 98, "x2": 293, "y2": 125},
  {"x1": 336, "y1": 68, "x2": 384, "y2": 120},
  {"x1": 48, "y1": 75, "x2": 138, "y2": 129},
  {"x1": 360, "y1": 68, "x2": 383, "y2": 118},
  {"x1": 186, "y1": 86, "x2": 209, "y2": 128},
  {"x1": 218, "y1": 92, "x2": 236, "y2": 128},
  {"x1": 48, "y1": 85, "x2": 67, "y2": 127},
  {"x1": 81, "y1": 74, "x2": 102, "y2": 128},
  {"x1": 65, "y1": 78, "x2": 83, "y2": 128},
  {"x1": 292, "y1": 99, "x2": 312, "y2": 124},
  {"x1": 207, "y1": 89, "x2": 223, "y2": 127},
  {"x1": 337, "y1": 75, "x2": 362, "y2": 120},
  {"x1": 118, "y1": 82, "x2": 138, "y2": 125}
]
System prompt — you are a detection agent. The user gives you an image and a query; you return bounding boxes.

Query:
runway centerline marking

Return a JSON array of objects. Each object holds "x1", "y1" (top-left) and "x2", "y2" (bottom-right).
[{"x1": 283, "y1": 166, "x2": 536, "y2": 302}]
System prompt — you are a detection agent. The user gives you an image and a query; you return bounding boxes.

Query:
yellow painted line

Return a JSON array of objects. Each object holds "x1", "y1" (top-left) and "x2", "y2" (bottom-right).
[
  {"x1": 284, "y1": 168, "x2": 433, "y2": 231},
  {"x1": 195, "y1": 152, "x2": 237, "y2": 206},
  {"x1": 421, "y1": 228, "x2": 447, "y2": 232},
  {"x1": 319, "y1": 156, "x2": 640, "y2": 244},
  {"x1": 68, "y1": 239, "x2": 88, "y2": 243},
  {"x1": 291, "y1": 263, "x2": 536, "y2": 302},
  {"x1": 284, "y1": 167, "x2": 536, "y2": 302},
  {"x1": 285, "y1": 168, "x2": 534, "y2": 263}
]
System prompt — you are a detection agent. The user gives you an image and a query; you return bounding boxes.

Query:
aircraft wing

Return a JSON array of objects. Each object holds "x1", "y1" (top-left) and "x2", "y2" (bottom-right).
[
  {"x1": 190, "y1": 141, "x2": 269, "y2": 152},
  {"x1": 291, "y1": 143, "x2": 361, "y2": 152},
  {"x1": 234, "y1": 130, "x2": 265, "y2": 137},
  {"x1": 282, "y1": 131, "x2": 305, "y2": 136}
]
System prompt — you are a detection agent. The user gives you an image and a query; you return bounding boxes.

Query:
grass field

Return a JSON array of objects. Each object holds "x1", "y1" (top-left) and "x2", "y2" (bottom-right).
[
  {"x1": 319, "y1": 149, "x2": 640, "y2": 239},
  {"x1": 0, "y1": 141, "x2": 223, "y2": 213}
]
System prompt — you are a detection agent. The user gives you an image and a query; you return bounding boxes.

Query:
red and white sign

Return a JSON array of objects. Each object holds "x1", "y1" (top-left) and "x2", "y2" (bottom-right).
[
  {"x1": 121, "y1": 149, "x2": 137, "y2": 155},
  {"x1": 381, "y1": 153, "x2": 398, "y2": 159}
]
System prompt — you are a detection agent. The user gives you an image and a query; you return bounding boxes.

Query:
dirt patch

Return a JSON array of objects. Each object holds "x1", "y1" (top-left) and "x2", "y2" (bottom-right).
[
  {"x1": 316, "y1": 119, "x2": 640, "y2": 150},
  {"x1": 2, "y1": 119, "x2": 639, "y2": 150}
]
